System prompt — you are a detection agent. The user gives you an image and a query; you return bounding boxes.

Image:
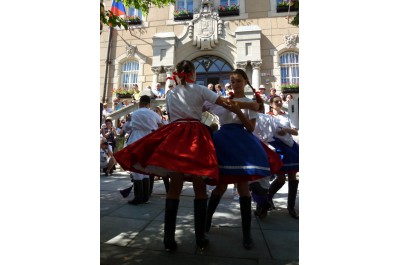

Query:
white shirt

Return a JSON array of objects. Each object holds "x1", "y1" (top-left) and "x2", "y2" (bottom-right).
[
  {"x1": 204, "y1": 97, "x2": 257, "y2": 125},
  {"x1": 270, "y1": 112, "x2": 296, "y2": 147},
  {"x1": 166, "y1": 83, "x2": 220, "y2": 122},
  {"x1": 123, "y1": 107, "x2": 162, "y2": 146},
  {"x1": 253, "y1": 113, "x2": 274, "y2": 144}
]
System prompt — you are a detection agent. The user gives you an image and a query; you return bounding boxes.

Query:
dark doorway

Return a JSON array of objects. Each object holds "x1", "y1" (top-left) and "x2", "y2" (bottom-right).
[{"x1": 207, "y1": 77, "x2": 219, "y2": 86}]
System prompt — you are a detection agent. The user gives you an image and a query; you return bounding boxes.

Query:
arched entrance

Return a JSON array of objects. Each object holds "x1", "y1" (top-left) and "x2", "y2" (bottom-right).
[{"x1": 192, "y1": 56, "x2": 233, "y2": 87}]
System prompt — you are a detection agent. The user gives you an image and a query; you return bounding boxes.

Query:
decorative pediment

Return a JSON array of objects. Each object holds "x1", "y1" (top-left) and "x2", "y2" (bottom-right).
[{"x1": 188, "y1": 1, "x2": 223, "y2": 50}]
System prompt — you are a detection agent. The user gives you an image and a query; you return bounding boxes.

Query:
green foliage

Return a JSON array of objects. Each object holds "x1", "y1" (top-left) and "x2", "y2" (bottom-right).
[
  {"x1": 281, "y1": 83, "x2": 299, "y2": 89},
  {"x1": 174, "y1": 8, "x2": 191, "y2": 16},
  {"x1": 290, "y1": 12, "x2": 299, "y2": 27},
  {"x1": 290, "y1": 0, "x2": 299, "y2": 26},
  {"x1": 218, "y1": 4, "x2": 239, "y2": 12},
  {"x1": 100, "y1": 2, "x2": 128, "y2": 30},
  {"x1": 101, "y1": 0, "x2": 176, "y2": 30},
  {"x1": 126, "y1": 15, "x2": 141, "y2": 22},
  {"x1": 277, "y1": 1, "x2": 291, "y2": 7}
]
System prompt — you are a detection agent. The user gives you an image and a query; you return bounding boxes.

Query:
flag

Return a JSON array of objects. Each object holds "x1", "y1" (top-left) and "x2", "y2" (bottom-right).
[{"x1": 111, "y1": 0, "x2": 126, "y2": 16}]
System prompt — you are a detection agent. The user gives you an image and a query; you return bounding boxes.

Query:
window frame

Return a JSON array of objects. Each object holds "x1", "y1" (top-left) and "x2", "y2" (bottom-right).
[
  {"x1": 279, "y1": 52, "x2": 299, "y2": 85},
  {"x1": 126, "y1": 6, "x2": 143, "y2": 20},
  {"x1": 268, "y1": 0, "x2": 298, "y2": 17},
  {"x1": 175, "y1": 0, "x2": 194, "y2": 13},
  {"x1": 120, "y1": 60, "x2": 140, "y2": 89}
]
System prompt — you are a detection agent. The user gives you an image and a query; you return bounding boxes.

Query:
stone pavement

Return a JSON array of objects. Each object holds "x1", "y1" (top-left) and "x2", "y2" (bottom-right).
[{"x1": 100, "y1": 171, "x2": 299, "y2": 265}]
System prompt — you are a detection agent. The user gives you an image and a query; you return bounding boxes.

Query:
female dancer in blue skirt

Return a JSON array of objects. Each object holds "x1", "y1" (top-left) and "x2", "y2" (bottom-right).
[
  {"x1": 267, "y1": 95, "x2": 299, "y2": 219},
  {"x1": 204, "y1": 69, "x2": 280, "y2": 249}
]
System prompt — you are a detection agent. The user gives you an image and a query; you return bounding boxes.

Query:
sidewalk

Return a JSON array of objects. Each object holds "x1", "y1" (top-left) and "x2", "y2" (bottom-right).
[{"x1": 100, "y1": 171, "x2": 299, "y2": 265}]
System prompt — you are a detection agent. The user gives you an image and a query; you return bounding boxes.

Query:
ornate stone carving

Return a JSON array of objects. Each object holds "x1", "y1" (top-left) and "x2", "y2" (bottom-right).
[
  {"x1": 151, "y1": 66, "x2": 161, "y2": 74},
  {"x1": 236, "y1": 61, "x2": 248, "y2": 69},
  {"x1": 126, "y1": 45, "x2": 136, "y2": 57},
  {"x1": 251, "y1": 61, "x2": 262, "y2": 69},
  {"x1": 189, "y1": 1, "x2": 223, "y2": 50},
  {"x1": 164, "y1": 65, "x2": 175, "y2": 73},
  {"x1": 283, "y1": 34, "x2": 298, "y2": 48}
]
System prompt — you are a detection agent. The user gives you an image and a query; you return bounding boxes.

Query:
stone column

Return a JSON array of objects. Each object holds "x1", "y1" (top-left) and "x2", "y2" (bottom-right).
[
  {"x1": 151, "y1": 66, "x2": 161, "y2": 89},
  {"x1": 251, "y1": 61, "x2": 262, "y2": 89},
  {"x1": 164, "y1": 65, "x2": 174, "y2": 86}
]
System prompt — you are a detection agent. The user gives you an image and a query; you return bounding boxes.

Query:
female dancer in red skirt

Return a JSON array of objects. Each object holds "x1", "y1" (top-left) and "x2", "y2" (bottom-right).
[{"x1": 114, "y1": 60, "x2": 259, "y2": 252}]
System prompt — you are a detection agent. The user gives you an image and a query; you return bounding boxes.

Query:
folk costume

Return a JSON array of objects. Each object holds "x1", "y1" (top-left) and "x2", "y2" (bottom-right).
[
  {"x1": 204, "y1": 98, "x2": 277, "y2": 185},
  {"x1": 114, "y1": 83, "x2": 221, "y2": 183},
  {"x1": 267, "y1": 110, "x2": 299, "y2": 174},
  {"x1": 120, "y1": 107, "x2": 162, "y2": 204}
]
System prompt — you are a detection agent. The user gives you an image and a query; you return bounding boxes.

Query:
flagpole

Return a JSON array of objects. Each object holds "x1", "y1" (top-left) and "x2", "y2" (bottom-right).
[
  {"x1": 287, "y1": 0, "x2": 292, "y2": 24},
  {"x1": 102, "y1": 0, "x2": 126, "y2": 103},
  {"x1": 102, "y1": 26, "x2": 113, "y2": 103}
]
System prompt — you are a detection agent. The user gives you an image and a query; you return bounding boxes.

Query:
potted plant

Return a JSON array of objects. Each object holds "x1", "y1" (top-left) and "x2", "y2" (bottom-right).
[
  {"x1": 174, "y1": 8, "x2": 193, "y2": 20},
  {"x1": 277, "y1": 0, "x2": 299, "y2": 13},
  {"x1": 126, "y1": 15, "x2": 142, "y2": 25},
  {"x1": 281, "y1": 83, "x2": 299, "y2": 93},
  {"x1": 113, "y1": 87, "x2": 134, "y2": 98},
  {"x1": 218, "y1": 4, "x2": 240, "y2": 17}
]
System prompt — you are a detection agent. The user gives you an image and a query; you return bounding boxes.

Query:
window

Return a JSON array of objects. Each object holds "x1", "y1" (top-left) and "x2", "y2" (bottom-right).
[
  {"x1": 276, "y1": 0, "x2": 299, "y2": 13},
  {"x1": 176, "y1": 0, "x2": 193, "y2": 13},
  {"x1": 193, "y1": 56, "x2": 233, "y2": 73},
  {"x1": 217, "y1": 0, "x2": 240, "y2": 17},
  {"x1": 121, "y1": 61, "x2": 139, "y2": 88},
  {"x1": 279, "y1": 52, "x2": 299, "y2": 85},
  {"x1": 220, "y1": 0, "x2": 239, "y2": 7},
  {"x1": 269, "y1": 0, "x2": 298, "y2": 16},
  {"x1": 127, "y1": 6, "x2": 142, "y2": 20}
]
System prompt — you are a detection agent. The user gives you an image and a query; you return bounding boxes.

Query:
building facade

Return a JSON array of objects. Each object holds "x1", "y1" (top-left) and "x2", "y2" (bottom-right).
[{"x1": 100, "y1": 0, "x2": 299, "y2": 123}]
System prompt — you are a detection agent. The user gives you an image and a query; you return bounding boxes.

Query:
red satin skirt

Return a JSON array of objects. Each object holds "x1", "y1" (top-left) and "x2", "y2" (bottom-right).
[
  {"x1": 261, "y1": 142, "x2": 284, "y2": 175},
  {"x1": 114, "y1": 119, "x2": 219, "y2": 181}
]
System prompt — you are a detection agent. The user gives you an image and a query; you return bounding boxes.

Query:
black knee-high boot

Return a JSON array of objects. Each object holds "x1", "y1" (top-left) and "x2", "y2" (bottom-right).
[
  {"x1": 205, "y1": 192, "x2": 222, "y2": 232},
  {"x1": 194, "y1": 199, "x2": 209, "y2": 249},
  {"x1": 149, "y1": 175, "x2": 154, "y2": 195},
  {"x1": 267, "y1": 179, "x2": 285, "y2": 209},
  {"x1": 162, "y1": 177, "x2": 170, "y2": 193},
  {"x1": 142, "y1": 178, "x2": 150, "y2": 203},
  {"x1": 164, "y1": 199, "x2": 180, "y2": 252},
  {"x1": 128, "y1": 180, "x2": 144, "y2": 205},
  {"x1": 287, "y1": 180, "x2": 299, "y2": 219},
  {"x1": 240, "y1": 196, "x2": 253, "y2": 250}
]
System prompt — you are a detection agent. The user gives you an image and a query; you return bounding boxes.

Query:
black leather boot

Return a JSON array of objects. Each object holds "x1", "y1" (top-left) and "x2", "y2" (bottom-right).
[
  {"x1": 240, "y1": 196, "x2": 253, "y2": 250},
  {"x1": 128, "y1": 180, "x2": 143, "y2": 205},
  {"x1": 287, "y1": 180, "x2": 299, "y2": 219},
  {"x1": 142, "y1": 178, "x2": 150, "y2": 203},
  {"x1": 164, "y1": 199, "x2": 179, "y2": 252},
  {"x1": 267, "y1": 179, "x2": 285, "y2": 210},
  {"x1": 162, "y1": 177, "x2": 170, "y2": 193},
  {"x1": 205, "y1": 192, "x2": 222, "y2": 232},
  {"x1": 255, "y1": 198, "x2": 271, "y2": 219},
  {"x1": 194, "y1": 199, "x2": 209, "y2": 249},
  {"x1": 149, "y1": 175, "x2": 155, "y2": 195}
]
